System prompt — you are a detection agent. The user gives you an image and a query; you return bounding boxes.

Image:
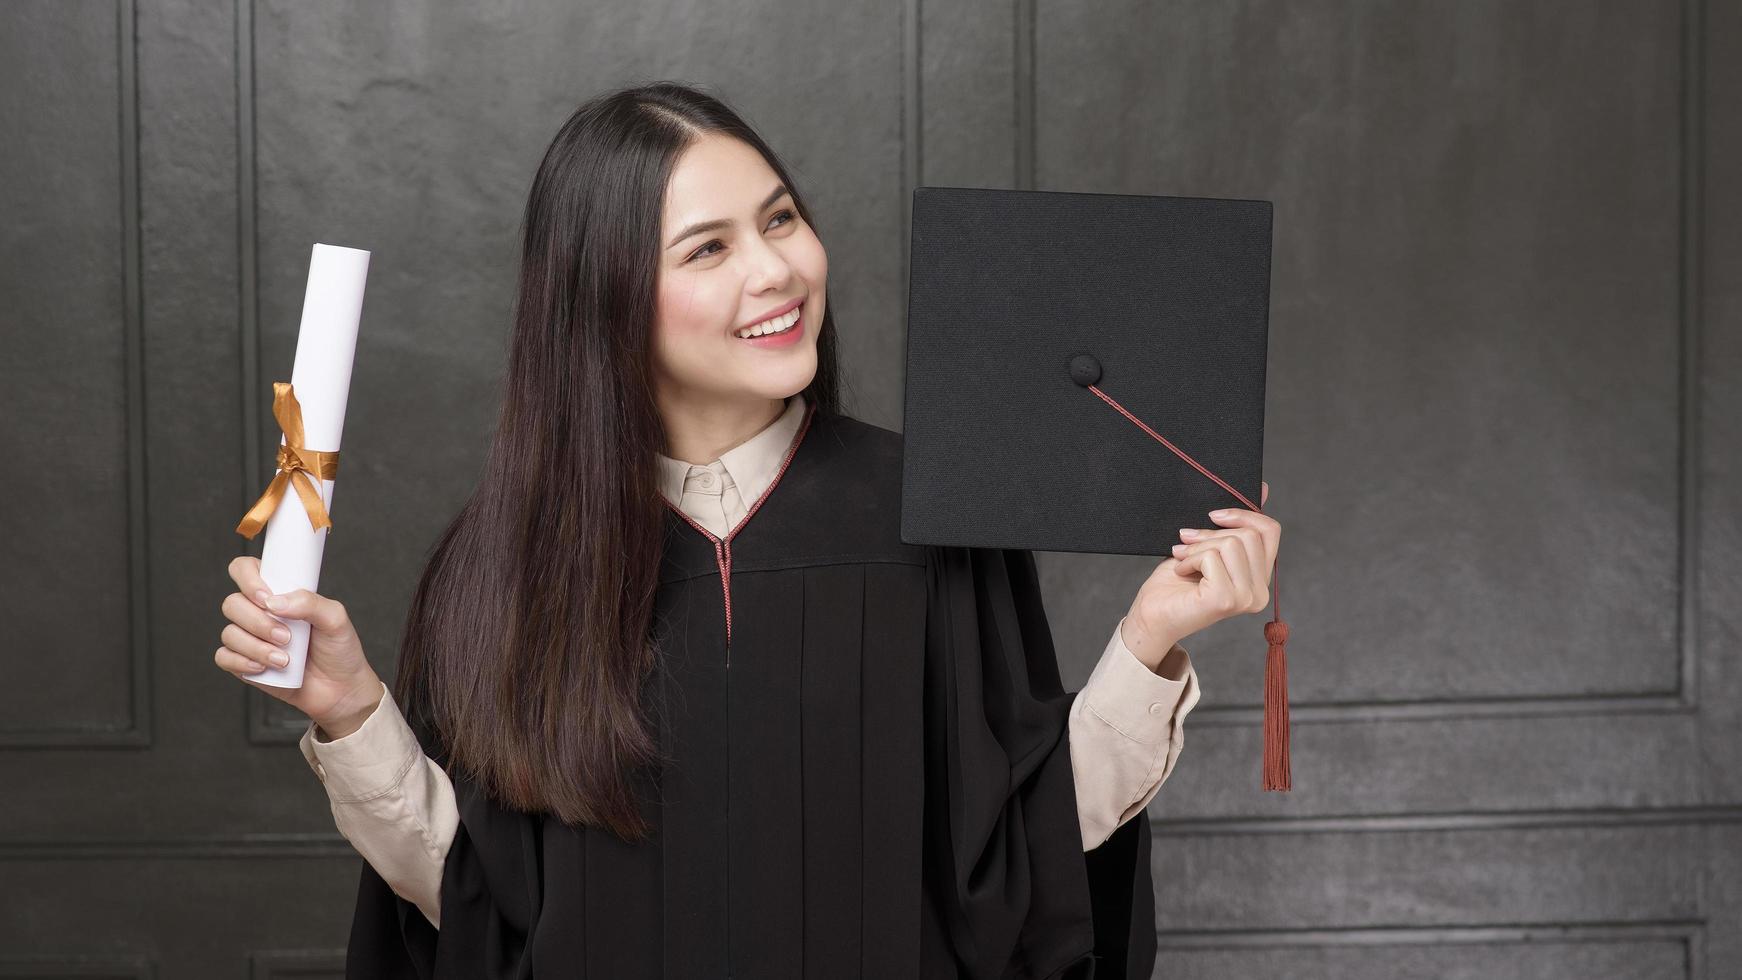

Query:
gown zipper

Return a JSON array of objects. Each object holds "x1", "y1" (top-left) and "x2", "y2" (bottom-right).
[
  {"x1": 666, "y1": 513, "x2": 737, "y2": 663},
  {"x1": 656, "y1": 400, "x2": 814, "y2": 977}
]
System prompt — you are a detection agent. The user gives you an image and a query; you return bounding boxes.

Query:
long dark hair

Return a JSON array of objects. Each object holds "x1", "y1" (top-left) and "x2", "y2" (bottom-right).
[{"x1": 391, "y1": 82, "x2": 845, "y2": 842}]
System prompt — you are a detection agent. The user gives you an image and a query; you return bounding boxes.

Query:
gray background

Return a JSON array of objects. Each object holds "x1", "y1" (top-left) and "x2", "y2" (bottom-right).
[{"x1": 2, "y1": 0, "x2": 1738, "y2": 976}]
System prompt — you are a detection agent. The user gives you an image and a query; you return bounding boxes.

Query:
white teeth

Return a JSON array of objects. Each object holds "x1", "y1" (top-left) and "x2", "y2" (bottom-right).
[{"x1": 735, "y1": 307, "x2": 800, "y2": 339}]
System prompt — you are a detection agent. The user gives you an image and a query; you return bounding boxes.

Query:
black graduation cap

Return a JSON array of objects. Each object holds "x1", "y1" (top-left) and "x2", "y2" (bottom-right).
[{"x1": 899, "y1": 184, "x2": 1293, "y2": 791}]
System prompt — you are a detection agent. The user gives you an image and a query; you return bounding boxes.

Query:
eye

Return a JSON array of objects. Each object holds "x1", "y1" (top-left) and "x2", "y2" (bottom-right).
[{"x1": 684, "y1": 209, "x2": 799, "y2": 263}]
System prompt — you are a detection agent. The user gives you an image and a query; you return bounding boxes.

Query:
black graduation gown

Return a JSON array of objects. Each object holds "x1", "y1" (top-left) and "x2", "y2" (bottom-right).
[{"x1": 342, "y1": 404, "x2": 1158, "y2": 979}]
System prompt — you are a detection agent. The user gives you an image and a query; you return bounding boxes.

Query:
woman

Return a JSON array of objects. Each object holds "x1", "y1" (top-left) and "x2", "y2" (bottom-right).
[{"x1": 214, "y1": 82, "x2": 1279, "y2": 978}]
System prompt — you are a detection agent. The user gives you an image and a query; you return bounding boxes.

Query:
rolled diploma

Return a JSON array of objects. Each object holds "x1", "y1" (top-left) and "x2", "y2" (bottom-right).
[{"x1": 249, "y1": 242, "x2": 370, "y2": 689}]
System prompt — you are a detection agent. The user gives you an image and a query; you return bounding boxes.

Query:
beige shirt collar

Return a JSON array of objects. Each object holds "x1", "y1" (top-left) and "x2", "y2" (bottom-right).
[{"x1": 654, "y1": 392, "x2": 809, "y2": 512}]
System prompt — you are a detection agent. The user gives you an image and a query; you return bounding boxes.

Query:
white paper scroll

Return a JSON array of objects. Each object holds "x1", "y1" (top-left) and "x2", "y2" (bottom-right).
[{"x1": 249, "y1": 242, "x2": 370, "y2": 689}]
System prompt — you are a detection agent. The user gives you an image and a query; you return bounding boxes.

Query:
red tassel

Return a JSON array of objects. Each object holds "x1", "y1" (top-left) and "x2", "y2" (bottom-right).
[{"x1": 1262, "y1": 618, "x2": 1291, "y2": 791}]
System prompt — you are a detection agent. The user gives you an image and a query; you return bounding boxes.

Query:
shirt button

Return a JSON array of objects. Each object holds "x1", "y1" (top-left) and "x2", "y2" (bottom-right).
[{"x1": 1148, "y1": 702, "x2": 1166, "y2": 716}]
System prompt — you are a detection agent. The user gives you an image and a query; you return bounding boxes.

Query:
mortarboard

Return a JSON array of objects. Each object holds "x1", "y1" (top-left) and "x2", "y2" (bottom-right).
[{"x1": 899, "y1": 184, "x2": 1292, "y2": 791}]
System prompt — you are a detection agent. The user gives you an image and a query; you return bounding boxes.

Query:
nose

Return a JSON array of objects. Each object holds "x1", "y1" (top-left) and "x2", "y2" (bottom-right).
[{"x1": 744, "y1": 235, "x2": 795, "y2": 294}]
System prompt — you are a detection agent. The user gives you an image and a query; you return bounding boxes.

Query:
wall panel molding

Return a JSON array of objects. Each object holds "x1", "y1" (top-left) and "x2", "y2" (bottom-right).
[{"x1": 2, "y1": 0, "x2": 154, "y2": 750}]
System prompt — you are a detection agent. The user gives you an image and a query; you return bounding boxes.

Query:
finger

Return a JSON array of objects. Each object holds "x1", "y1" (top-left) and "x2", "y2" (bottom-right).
[
  {"x1": 1224, "y1": 526, "x2": 1269, "y2": 598},
  {"x1": 1175, "y1": 544, "x2": 1234, "y2": 606},
  {"x1": 1196, "y1": 518, "x2": 1266, "y2": 576},
  {"x1": 1203, "y1": 535, "x2": 1254, "y2": 610},
  {"x1": 262, "y1": 588, "x2": 350, "y2": 633},
  {"x1": 222, "y1": 591, "x2": 293, "y2": 644},
  {"x1": 1205, "y1": 509, "x2": 1280, "y2": 569},
  {"x1": 1196, "y1": 546, "x2": 1247, "y2": 615},
  {"x1": 1174, "y1": 527, "x2": 1237, "y2": 563},
  {"x1": 227, "y1": 555, "x2": 276, "y2": 609},
  {"x1": 1169, "y1": 537, "x2": 1229, "y2": 563},
  {"x1": 223, "y1": 622, "x2": 290, "y2": 668},
  {"x1": 1170, "y1": 536, "x2": 1254, "y2": 567},
  {"x1": 1173, "y1": 540, "x2": 1225, "y2": 582},
  {"x1": 215, "y1": 644, "x2": 269, "y2": 675},
  {"x1": 1180, "y1": 523, "x2": 1260, "y2": 563},
  {"x1": 1207, "y1": 506, "x2": 1280, "y2": 538},
  {"x1": 1181, "y1": 533, "x2": 1254, "y2": 591}
]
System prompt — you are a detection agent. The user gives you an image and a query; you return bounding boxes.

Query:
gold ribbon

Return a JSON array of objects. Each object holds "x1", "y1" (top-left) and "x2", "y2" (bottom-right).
[{"x1": 235, "y1": 381, "x2": 341, "y2": 539}]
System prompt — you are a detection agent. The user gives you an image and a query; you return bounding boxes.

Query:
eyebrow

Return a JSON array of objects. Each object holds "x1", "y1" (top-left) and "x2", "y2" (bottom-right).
[{"x1": 666, "y1": 184, "x2": 792, "y2": 249}]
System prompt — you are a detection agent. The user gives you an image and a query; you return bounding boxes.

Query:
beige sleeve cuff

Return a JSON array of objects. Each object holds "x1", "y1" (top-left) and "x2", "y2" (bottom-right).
[
  {"x1": 297, "y1": 679, "x2": 457, "y2": 930},
  {"x1": 1069, "y1": 615, "x2": 1203, "y2": 851}
]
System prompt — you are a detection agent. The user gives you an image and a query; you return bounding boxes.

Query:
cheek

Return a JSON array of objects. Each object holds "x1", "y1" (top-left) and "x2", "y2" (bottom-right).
[
  {"x1": 796, "y1": 229, "x2": 829, "y2": 286},
  {"x1": 655, "y1": 276, "x2": 729, "y2": 346}
]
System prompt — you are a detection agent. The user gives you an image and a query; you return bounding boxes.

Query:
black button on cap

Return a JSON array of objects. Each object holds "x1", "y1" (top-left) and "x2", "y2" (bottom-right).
[{"x1": 1068, "y1": 353, "x2": 1102, "y2": 387}]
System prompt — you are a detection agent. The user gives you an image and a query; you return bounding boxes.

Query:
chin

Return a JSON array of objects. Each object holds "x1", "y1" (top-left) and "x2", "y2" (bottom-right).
[{"x1": 757, "y1": 356, "x2": 818, "y2": 397}]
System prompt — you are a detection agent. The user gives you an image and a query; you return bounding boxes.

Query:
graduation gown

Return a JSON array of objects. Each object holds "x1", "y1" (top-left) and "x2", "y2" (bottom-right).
[{"x1": 342, "y1": 404, "x2": 1157, "y2": 979}]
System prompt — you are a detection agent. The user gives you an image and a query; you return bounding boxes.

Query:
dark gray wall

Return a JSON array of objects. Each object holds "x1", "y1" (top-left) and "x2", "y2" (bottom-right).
[{"x1": 2, "y1": 0, "x2": 1737, "y2": 975}]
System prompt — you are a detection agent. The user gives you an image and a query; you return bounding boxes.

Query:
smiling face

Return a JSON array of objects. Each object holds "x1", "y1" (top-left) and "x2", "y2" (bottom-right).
[{"x1": 653, "y1": 133, "x2": 827, "y2": 413}]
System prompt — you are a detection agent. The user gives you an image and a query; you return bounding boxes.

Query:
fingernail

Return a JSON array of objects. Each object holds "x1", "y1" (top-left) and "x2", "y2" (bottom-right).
[
  {"x1": 1179, "y1": 528, "x2": 1198, "y2": 538},
  {"x1": 270, "y1": 651, "x2": 290, "y2": 667},
  {"x1": 255, "y1": 589, "x2": 270, "y2": 606},
  {"x1": 1171, "y1": 544, "x2": 1186, "y2": 555},
  {"x1": 271, "y1": 627, "x2": 291, "y2": 644},
  {"x1": 266, "y1": 595, "x2": 287, "y2": 610},
  {"x1": 1210, "y1": 509, "x2": 1231, "y2": 518}
]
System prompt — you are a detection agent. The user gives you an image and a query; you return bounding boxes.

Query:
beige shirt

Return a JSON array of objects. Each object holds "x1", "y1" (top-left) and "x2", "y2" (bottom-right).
[{"x1": 298, "y1": 393, "x2": 1201, "y2": 929}]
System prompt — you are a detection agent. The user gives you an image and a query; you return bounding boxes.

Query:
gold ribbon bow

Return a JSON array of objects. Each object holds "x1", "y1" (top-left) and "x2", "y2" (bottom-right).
[{"x1": 235, "y1": 381, "x2": 341, "y2": 539}]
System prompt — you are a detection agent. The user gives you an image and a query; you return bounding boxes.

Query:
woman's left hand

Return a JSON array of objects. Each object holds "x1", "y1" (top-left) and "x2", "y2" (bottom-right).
[{"x1": 1122, "y1": 482, "x2": 1281, "y2": 659}]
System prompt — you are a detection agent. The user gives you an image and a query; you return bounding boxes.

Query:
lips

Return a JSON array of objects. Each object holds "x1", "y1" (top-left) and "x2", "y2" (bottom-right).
[
  {"x1": 737, "y1": 296, "x2": 805, "y2": 334},
  {"x1": 735, "y1": 308, "x2": 805, "y2": 348}
]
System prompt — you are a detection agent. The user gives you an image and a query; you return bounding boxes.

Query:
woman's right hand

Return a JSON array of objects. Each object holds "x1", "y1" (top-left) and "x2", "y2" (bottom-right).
[{"x1": 217, "y1": 555, "x2": 384, "y2": 737}]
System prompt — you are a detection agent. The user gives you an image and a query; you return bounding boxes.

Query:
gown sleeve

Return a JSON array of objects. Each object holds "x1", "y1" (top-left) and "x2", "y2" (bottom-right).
[
  {"x1": 921, "y1": 545, "x2": 1157, "y2": 980},
  {"x1": 339, "y1": 675, "x2": 447, "y2": 979},
  {"x1": 343, "y1": 661, "x2": 554, "y2": 980}
]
